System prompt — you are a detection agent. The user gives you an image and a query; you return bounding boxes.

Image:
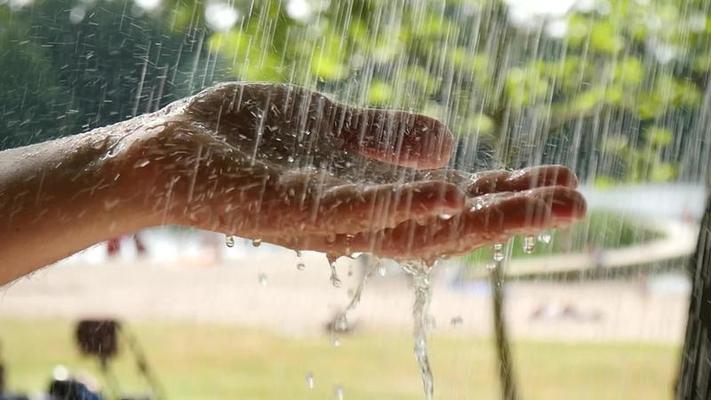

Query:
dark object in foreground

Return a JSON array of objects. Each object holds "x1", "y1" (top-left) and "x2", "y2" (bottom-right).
[
  {"x1": 76, "y1": 320, "x2": 120, "y2": 363},
  {"x1": 677, "y1": 196, "x2": 711, "y2": 399}
]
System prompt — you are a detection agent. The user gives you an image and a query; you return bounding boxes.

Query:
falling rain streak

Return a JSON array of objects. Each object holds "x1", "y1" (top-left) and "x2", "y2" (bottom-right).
[{"x1": 2, "y1": 0, "x2": 708, "y2": 398}]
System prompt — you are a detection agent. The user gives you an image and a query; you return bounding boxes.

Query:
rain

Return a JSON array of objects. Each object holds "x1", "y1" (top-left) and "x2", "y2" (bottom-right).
[{"x1": 0, "y1": 0, "x2": 709, "y2": 399}]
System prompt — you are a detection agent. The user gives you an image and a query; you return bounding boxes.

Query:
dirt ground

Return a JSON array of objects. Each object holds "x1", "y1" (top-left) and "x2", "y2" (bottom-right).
[{"x1": 0, "y1": 246, "x2": 689, "y2": 343}]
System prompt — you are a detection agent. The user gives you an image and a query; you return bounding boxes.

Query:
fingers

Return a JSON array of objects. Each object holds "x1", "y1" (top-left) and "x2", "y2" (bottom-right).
[
  {"x1": 336, "y1": 109, "x2": 453, "y2": 170},
  {"x1": 464, "y1": 165, "x2": 578, "y2": 195},
  {"x1": 297, "y1": 180, "x2": 466, "y2": 234},
  {"x1": 274, "y1": 185, "x2": 585, "y2": 260}
]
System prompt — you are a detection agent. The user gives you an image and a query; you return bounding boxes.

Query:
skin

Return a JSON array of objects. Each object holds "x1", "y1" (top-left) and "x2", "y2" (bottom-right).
[{"x1": 0, "y1": 82, "x2": 586, "y2": 285}]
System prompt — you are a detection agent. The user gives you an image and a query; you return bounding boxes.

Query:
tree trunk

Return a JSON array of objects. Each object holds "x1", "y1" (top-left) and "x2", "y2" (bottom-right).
[{"x1": 676, "y1": 197, "x2": 711, "y2": 399}]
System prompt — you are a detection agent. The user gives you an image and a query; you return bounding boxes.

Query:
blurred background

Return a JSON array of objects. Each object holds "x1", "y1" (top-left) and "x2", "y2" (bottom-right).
[{"x1": 0, "y1": 0, "x2": 710, "y2": 398}]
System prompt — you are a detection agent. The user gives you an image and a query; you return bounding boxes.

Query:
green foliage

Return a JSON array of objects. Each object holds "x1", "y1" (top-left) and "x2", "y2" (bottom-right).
[{"x1": 2, "y1": 0, "x2": 709, "y2": 183}]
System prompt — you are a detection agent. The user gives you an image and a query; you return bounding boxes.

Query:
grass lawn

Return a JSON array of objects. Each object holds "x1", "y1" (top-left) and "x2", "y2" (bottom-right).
[{"x1": 0, "y1": 318, "x2": 678, "y2": 399}]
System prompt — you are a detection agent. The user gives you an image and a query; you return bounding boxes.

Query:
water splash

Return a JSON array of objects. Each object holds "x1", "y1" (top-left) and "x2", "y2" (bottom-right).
[{"x1": 401, "y1": 261, "x2": 434, "y2": 400}]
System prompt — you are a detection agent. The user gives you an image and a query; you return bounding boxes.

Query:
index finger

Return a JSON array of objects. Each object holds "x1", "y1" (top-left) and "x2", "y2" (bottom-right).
[{"x1": 334, "y1": 108, "x2": 454, "y2": 170}]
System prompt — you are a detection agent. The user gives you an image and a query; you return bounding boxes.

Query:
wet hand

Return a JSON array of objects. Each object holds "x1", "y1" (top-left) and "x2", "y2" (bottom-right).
[{"x1": 125, "y1": 83, "x2": 585, "y2": 261}]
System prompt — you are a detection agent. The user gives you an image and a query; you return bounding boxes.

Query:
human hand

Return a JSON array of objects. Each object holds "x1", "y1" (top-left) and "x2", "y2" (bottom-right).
[{"x1": 124, "y1": 82, "x2": 585, "y2": 261}]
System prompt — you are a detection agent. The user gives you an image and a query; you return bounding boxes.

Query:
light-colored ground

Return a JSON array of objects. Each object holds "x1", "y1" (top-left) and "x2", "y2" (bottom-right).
[{"x1": 0, "y1": 246, "x2": 690, "y2": 343}]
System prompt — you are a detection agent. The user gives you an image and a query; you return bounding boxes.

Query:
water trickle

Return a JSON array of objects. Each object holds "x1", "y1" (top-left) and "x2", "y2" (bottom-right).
[
  {"x1": 341, "y1": 256, "x2": 379, "y2": 318},
  {"x1": 327, "y1": 254, "x2": 342, "y2": 287},
  {"x1": 334, "y1": 314, "x2": 349, "y2": 332},
  {"x1": 225, "y1": 235, "x2": 235, "y2": 248},
  {"x1": 305, "y1": 371, "x2": 314, "y2": 389},
  {"x1": 493, "y1": 243, "x2": 505, "y2": 261},
  {"x1": 523, "y1": 235, "x2": 536, "y2": 254},
  {"x1": 401, "y1": 261, "x2": 434, "y2": 400},
  {"x1": 297, "y1": 262, "x2": 306, "y2": 271},
  {"x1": 537, "y1": 231, "x2": 552, "y2": 244},
  {"x1": 258, "y1": 273, "x2": 268, "y2": 286},
  {"x1": 252, "y1": 238, "x2": 262, "y2": 247},
  {"x1": 375, "y1": 258, "x2": 387, "y2": 277}
]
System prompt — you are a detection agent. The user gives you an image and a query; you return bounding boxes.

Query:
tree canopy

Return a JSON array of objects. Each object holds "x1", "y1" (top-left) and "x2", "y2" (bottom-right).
[{"x1": 2, "y1": 0, "x2": 709, "y2": 184}]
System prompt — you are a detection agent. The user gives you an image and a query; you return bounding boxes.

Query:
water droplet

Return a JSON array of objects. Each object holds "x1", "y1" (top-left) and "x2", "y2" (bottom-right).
[
  {"x1": 538, "y1": 231, "x2": 552, "y2": 244},
  {"x1": 523, "y1": 235, "x2": 535, "y2": 254},
  {"x1": 378, "y1": 263, "x2": 387, "y2": 277},
  {"x1": 287, "y1": 156, "x2": 295, "y2": 163},
  {"x1": 295, "y1": 250, "x2": 302, "y2": 257},
  {"x1": 331, "y1": 337, "x2": 341, "y2": 347},
  {"x1": 334, "y1": 314, "x2": 348, "y2": 332},
  {"x1": 450, "y1": 316, "x2": 463, "y2": 327},
  {"x1": 334, "y1": 385, "x2": 344, "y2": 399},
  {"x1": 493, "y1": 243, "x2": 504, "y2": 261},
  {"x1": 252, "y1": 238, "x2": 262, "y2": 247},
  {"x1": 225, "y1": 235, "x2": 235, "y2": 248},
  {"x1": 305, "y1": 371, "x2": 314, "y2": 389},
  {"x1": 438, "y1": 213, "x2": 453, "y2": 220},
  {"x1": 258, "y1": 273, "x2": 268, "y2": 286},
  {"x1": 297, "y1": 262, "x2": 306, "y2": 271}
]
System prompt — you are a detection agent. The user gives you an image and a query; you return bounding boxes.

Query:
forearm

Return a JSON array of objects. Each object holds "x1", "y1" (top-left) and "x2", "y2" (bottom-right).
[{"x1": 0, "y1": 124, "x2": 153, "y2": 284}]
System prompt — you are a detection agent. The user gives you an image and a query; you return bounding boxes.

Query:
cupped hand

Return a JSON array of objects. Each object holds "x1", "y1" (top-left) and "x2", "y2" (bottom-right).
[{"x1": 127, "y1": 82, "x2": 586, "y2": 261}]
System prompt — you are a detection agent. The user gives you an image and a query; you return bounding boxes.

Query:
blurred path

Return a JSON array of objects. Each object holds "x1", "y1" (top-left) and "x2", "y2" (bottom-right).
[{"x1": 0, "y1": 249, "x2": 689, "y2": 343}]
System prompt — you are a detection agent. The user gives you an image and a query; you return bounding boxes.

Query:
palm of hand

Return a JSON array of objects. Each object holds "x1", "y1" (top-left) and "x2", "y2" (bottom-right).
[{"x1": 138, "y1": 82, "x2": 585, "y2": 261}]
